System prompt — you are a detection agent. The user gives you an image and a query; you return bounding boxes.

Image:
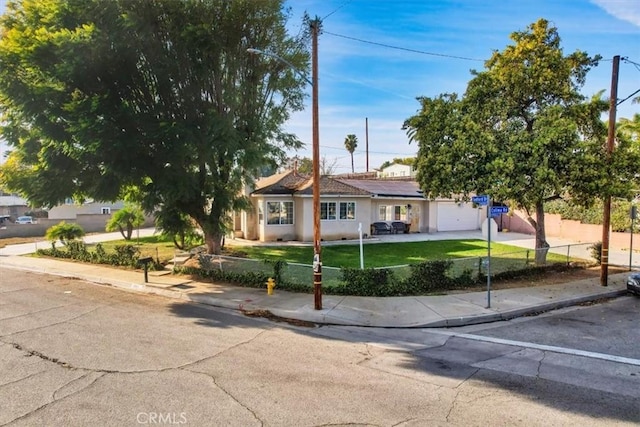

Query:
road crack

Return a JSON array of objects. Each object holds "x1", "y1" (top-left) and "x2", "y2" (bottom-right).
[
  {"x1": 0, "y1": 304, "x2": 107, "y2": 337},
  {"x1": 536, "y1": 351, "x2": 547, "y2": 378},
  {"x1": 181, "y1": 368, "x2": 264, "y2": 426},
  {"x1": 176, "y1": 329, "x2": 270, "y2": 370},
  {"x1": 1, "y1": 372, "x2": 105, "y2": 427}
]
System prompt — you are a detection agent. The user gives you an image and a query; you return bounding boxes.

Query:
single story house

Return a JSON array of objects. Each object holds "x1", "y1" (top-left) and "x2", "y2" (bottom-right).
[
  {"x1": 234, "y1": 170, "x2": 484, "y2": 242},
  {"x1": 0, "y1": 193, "x2": 29, "y2": 218},
  {"x1": 48, "y1": 200, "x2": 126, "y2": 220}
]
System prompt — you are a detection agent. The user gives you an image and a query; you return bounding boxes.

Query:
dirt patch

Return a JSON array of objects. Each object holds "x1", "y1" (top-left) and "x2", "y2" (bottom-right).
[
  {"x1": 0, "y1": 236, "x2": 43, "y2": 248},
  {"x1": 455, "y1": 265, "x2": 629, "y2": 293}
]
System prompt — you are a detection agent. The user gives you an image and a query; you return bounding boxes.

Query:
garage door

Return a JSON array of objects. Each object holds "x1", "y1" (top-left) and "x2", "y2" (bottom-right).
[{"x1": 436, "y1": 202, "x2": 480, "y2": 231}]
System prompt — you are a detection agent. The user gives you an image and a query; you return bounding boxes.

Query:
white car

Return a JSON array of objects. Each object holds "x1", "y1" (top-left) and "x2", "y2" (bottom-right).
[{"x1": 15, "y1": 216, "x2": 35, "y2": 224}]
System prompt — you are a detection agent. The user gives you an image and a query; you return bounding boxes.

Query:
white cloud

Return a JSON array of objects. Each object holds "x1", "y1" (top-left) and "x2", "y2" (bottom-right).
[{"x1": 591, "y1": 0, "x2": 640, "y2": 26}]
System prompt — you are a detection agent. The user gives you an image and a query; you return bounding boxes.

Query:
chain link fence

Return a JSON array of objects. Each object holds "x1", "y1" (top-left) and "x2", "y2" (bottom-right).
[
  {"x1": 371, "y1": 243, "x2": 596, "y2": 281},
  {"x1": 178, "y1": 242, "x2": 596, "y2": 288}
]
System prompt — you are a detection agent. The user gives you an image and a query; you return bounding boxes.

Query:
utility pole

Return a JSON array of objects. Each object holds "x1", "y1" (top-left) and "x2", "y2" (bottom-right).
[
  {"x1": 311, "y1": 18, "x2": 322, "y2": 309},
  {"x1": 365, "y1": 117, "x2": 369, "y2": 172},
  {"x1": 600, "y1": 55, "x2": 620, "y2": 287}
]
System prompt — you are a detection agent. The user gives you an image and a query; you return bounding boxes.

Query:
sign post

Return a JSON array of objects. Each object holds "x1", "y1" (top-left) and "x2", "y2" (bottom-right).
[
  {"x1": 631, "y1": 206, "x2": 637, "y2": 271},
  {"x1": 473, "y1": 195, "x2": 495, "y2": 308},
  {"x1": 486, "y1": 198, "x2": 492, "y2": 308}
]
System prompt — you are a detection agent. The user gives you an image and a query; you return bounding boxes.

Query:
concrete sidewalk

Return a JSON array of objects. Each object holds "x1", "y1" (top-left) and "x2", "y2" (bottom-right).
[{"x1": 0, "y1": 253, "x2": 629, "y2": 328}]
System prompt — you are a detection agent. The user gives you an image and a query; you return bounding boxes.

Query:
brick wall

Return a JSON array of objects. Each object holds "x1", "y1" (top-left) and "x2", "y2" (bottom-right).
[
  {"x1": 0, "y1": 215, "x2": 155, "y2": 239},
  {"x1": 505, "y1": 210, "x2": 635, "y2": 251}
]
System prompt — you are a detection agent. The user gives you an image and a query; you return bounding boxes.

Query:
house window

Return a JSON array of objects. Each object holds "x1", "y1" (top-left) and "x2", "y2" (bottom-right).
[
  {"x1": 101, "y1": 207, "x2": 111, "y2": 214},
  {"x1": 393, "y1": 205, "x2": 409, "y2": 221},
  {"x1": 339, "y1": 202, "x2": 356, "y2": 220},
  {"x1": 321, "y1": 202, "x2": 337, "y2": 220},
  {"x1": 380, "y1": 205, "x2": 408, "y2": 221},
  {"x1": 258, "y1": 205, "x2": 263, "y2": 224},
  {"x1": 379, "y1": 205, "x2": 389, "y2": 221},
  {"x1": 266, "y1": 201, "x2": 293, "y2": 225}
]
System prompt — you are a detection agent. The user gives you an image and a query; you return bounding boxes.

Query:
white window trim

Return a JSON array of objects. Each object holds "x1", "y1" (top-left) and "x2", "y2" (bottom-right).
[
  {"x1": 321, "y1": 202, "x2": 337, "y2": 221},
  {"x1": 266, "y1": 201, "x2": 294, "y2": 226},
  {"x1": 339, "y1": 201, "x2": 356, "y2": 221}
]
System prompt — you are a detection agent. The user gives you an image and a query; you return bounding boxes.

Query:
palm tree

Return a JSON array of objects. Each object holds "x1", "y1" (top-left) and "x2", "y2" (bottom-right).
[
  {"x1": 344, "y1": 134, "x2": 358, "y2": 173},
  {"x1": 618, "y1": 114, "x2": 640, "y2": 142}
]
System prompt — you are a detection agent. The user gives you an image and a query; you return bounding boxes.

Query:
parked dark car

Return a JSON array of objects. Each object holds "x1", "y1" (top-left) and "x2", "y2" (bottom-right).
[
  {"x1": 627, "y1": 273, "x2": 640, "y2": 296},
  {"x1": 391, "y1": 221, "x2": 409, "y2": 234},
  {"x1": 370, "y1": 222, "x2": 393, "y2": 235}
]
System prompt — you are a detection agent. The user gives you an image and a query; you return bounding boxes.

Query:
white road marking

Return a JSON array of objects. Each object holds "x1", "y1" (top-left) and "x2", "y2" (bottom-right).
[{"x1": 429, "y1": 330, "x2": 640, "y2": 367}]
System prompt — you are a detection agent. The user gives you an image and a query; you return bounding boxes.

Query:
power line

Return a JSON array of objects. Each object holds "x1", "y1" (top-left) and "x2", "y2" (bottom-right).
[
  {"x1": 622, "y1": 57, "x2": 640, "y2": 67},
  {"x1": 618, "y1": 88, "x2": 640, "y2": 106},
  {"x1": 324, "y1": 31, "x2": 484, "y2": 62},
  {"x1": 322, "y1": 0, "x2": 353, "y2": 21}
]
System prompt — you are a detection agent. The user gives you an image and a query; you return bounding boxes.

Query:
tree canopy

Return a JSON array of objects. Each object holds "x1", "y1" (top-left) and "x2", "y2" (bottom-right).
[
  {"x1": 403, "y1": 19, "x2": 639, "y2": 263},
  {"x1": 0, "y1": 0, "x2": 309, "y2": 253}
]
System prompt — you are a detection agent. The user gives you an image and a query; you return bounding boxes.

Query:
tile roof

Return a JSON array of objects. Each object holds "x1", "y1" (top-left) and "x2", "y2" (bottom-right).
[
  {"x1": 296, "y1": 176, "x2": 371, "y2": 196},
  {"x1": 252, "y1": 171, "x2": 370, "y2": 196},
  {"x1": 252, "y1": 171, "x2": 427, "y2": 199},
  {"x1": 253, "y1": 170, "x2": 308, "y2": 195},
  {"x1": 337, "y1": 179, "x2": 425, "y2": 198}
]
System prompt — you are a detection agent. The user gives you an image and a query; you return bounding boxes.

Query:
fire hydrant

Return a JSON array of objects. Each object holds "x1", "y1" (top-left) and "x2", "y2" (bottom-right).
[{"x1": 266, "y1": 277, "x2": 276, "y2": 295}]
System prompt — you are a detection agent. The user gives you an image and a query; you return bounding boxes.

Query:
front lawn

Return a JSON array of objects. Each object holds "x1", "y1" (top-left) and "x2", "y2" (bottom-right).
[
  {"x1": 34, "y1": 234, "x2": 592, "y2": 296},
  {"x1": 227, "y1": 240, "x2": 547, "y2": 268}
]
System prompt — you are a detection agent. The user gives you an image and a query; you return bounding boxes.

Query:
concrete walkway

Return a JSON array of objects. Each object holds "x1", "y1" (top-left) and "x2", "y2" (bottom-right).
[{"x1": 0, "y1": 228, "x2": 631, "y2": 328}]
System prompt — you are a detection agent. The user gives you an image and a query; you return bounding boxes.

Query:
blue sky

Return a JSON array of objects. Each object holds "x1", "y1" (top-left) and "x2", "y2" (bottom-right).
[
  {"x1": 0, "y1": 0, "x2": 639, "y2": 174},
  {"x1": 284, "y1": 0, "x2": 640, "y2": 173}
]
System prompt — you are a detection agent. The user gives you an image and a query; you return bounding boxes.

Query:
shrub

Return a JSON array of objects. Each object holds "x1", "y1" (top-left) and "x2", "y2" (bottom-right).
[
  {"x1": 338, "y1": 268, "x2": 395, "y2": 296},
  {"x1": 264, "y1": 259, "x2": 288, "y2": 285},
  {"x1": 45, "y1": 222, "x2": 85, "y2": 246},
  {"x1": 589, "y1": 241, "x2": 602, "y2": 265},
  {"x1": 402, "y1": 259, "x2": 455, "y2": 292},
  {"x1": 112, "y1": 244, "x2": 140, "y2": 267}
]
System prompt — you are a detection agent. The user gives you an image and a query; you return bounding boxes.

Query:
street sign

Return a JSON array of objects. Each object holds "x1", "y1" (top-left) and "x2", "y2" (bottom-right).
[
  {"x1": 490, "y1": 206, "x2": 509, "y2": 216},
  {"x1": 472, "y1": 195, "x2": 488, "y2": 205}
]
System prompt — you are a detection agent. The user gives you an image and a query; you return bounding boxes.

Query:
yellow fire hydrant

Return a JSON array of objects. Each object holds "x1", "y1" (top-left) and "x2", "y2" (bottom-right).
[{"x1": 266, "y1": 277, "x2": 276, "y2": 295}]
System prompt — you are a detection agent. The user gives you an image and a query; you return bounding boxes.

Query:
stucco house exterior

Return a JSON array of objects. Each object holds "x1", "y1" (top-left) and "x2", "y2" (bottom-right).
[
  {"x1": 0, "y1": 192, "x2": 29, "y2": 218},
  {"x1": 234, "y1": 170, "x2": 484, "y2": 242},
  {"x1": 47, "y1": 200, "x2": 126, "y2": 220},
  {"x1": 377, "y1": 163, "x2": 416, "y2": 178}
]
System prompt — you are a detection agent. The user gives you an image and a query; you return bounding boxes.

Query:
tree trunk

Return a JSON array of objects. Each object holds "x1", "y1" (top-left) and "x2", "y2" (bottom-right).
[
  {"x1": 204, "y1": 230, "x2": 223, "y2": 254},
  {"x1": 533, "y1": 201, "x2": 550, "y2": 265},
  {"x1": 350, "y1": 154, "x2": 354, "y2": 173},
  {"x1": 117, "y1": 225, "x2": 126, "y2": 240}
]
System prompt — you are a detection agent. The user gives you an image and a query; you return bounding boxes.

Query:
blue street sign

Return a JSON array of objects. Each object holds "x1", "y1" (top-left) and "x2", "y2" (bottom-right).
[
  {"x1": 490, "y1": 206, "x2": 509, "y2": 216},
  {"x1": 472, "y1": 195, "x2": 488, "y2": 205}
]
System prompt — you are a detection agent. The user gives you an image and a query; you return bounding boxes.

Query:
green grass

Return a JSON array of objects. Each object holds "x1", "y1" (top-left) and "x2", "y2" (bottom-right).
[
  {"x1": 91, "y1": 235, "x2": 178, "y2": 262},
  {"x1": 92, "y1": 235, "x2": 584, "y2": 279},
  {"x1": 228, "y1": 240, "x2": 539, "y2": 269}
]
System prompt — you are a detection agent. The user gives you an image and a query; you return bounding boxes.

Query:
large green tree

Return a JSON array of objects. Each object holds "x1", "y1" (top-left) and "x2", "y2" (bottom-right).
[
  {"x1": 0, "y1": 0, "x2": 308, "y2": 253},
  {"x1": 404, "y1": 19, "x2": 639, "y2": 263}
]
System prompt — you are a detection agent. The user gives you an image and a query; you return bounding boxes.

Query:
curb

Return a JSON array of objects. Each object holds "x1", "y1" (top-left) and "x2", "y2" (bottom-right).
[{"x1": 0, "y1": 260, "x2": 631, "y2": 328}]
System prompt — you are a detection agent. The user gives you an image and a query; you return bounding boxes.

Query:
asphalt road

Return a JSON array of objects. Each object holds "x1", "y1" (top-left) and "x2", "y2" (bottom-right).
[{"x1": 2, "y1": 268, "x2": 639, "y2": 426}]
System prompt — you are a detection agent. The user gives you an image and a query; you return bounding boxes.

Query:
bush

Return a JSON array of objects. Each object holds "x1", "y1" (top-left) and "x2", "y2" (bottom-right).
[
  {"x1": 402, "y1": 259, "x2": 455, "y2": 292},
  {"x1": 338, "y1": 268, "x2": 395, "y2": 296},
  {"x1": 589, "y1": 241, "x2": 602, "y2": 265},
  {"x1": 45, "y1": 222, "x2": 85, "y2": 246}
]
